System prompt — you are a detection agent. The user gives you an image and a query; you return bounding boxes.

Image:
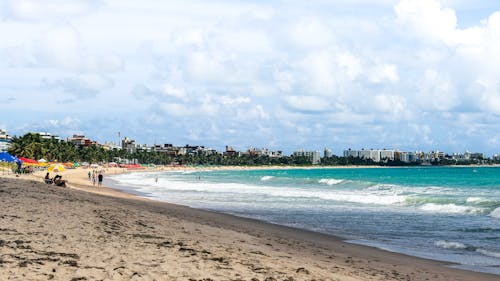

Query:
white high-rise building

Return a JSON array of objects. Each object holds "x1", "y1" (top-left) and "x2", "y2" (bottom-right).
[
  {"x1": 0, "y1": 129, "x2": 12, "y2": 152},
  {"x1": 380, "y1": 149, "x2": 395, "y2": 161},
  {"x1": 324, "y1": 148, "x2": 332, "y2": 158},
  {"x1": 293, "y1": 149, "x2": 321, "y2": 164},
  {"x1": 343, "y1": 149, "x2": 359, "y2": 158}
]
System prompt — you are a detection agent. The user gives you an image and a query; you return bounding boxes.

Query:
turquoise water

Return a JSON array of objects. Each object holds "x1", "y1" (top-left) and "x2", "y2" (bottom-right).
[{"x1": 111, "y1": 167, "x2": 500, "y2": 275}]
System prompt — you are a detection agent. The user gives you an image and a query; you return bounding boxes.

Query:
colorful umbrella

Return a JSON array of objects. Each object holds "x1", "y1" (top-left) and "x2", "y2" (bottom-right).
[
  {"x1": 18, "y1": 157, "x2": 38, "y2": 165},
  {"x1": 48, "y1": 163, "x2": 66, "y2": 172}
]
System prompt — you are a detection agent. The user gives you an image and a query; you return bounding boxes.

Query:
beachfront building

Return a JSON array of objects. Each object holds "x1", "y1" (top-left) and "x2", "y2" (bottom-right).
[
  {"x1": 102, "y1": 141, "x2": 121, "y2": 150},
  {"x1": 494, "y1": 154, "x2": 500, "y2": 161},
  {"x1": 450, "y1": 151, "x2": 484, "y2": 161},
  {"x1": 344, "y1": 148, "x2": 417, "y2": 163},
  {"x1": 380, "y1": 149, "x2": 395, "y2": 161},
  {"x1": 67, "y1": 134, "x2": 96, "y2": 148},
  {"x1": 246, "y1": 147, "x2": 283, "y2": 158},
  {"x1": 30, "y1": 131, "x2": 60, "y2": 141},
  {"x1": 153, "y1": 144, "x2": 180, "y2": 157},
  {"x1": 293, "y1": 149, "x2": 321, "y2": 164},
  {"x1": 0, "y1": 129, "x2": 12, "y2": 152},
  {"x1": 122, "y1": 137, "x2": 138, "y2": 153},
  {"x1": 343, "y1": 148, "x2": 359, "y2": 158},
  {"x1": 324, "y1": 148, "x2": 332, "y2": 158},
  {"x1": 224, "y1": 146, "x2": 241, "y2": 157}
]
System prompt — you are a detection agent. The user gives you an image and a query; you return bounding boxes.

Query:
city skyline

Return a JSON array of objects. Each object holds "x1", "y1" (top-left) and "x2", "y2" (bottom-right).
[
  {"x1": 1, "y1": 1, "x2": 500, "y2": 155},
  {"x1": 1, "y1": 128, "x2": 497, "y2": 159}
]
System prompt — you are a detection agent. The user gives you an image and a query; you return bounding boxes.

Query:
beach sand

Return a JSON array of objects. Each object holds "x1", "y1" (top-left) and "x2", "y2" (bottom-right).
[{"x1": 1, "y1": 169, "x2": 499, "y2": 280}]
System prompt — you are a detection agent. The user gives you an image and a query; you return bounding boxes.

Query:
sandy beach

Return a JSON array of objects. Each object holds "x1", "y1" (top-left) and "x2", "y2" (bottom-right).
[{"x1": 1, "y1": 168, "x2": 499, "y2": 280}]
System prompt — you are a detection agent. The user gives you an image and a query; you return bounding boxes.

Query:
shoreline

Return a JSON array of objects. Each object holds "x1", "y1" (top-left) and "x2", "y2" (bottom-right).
[{"x1": 1, "y1": 168, "x2": 499, "y2": 280}]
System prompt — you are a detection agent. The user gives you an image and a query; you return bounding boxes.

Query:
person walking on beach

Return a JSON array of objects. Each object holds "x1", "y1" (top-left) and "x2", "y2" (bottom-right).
[
  {"x1": 88, "y1": 171, "x2": 91, "y2": 181},
  {"x1": 92, "y1": 172, "x2": 96, "y2": 186},
  {"x1": 98, "y1": 173, "x2": 103, "y2": 187}
]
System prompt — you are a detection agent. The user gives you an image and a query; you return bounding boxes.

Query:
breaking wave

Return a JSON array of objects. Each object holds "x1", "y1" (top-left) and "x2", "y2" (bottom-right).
[
  {"x1": 318, "y1": 178, "x2": 344, "y2": 185},
  {"x1": 490, "y1": 207, "x2": 500, "y2": 219},
  {"x1": 435, "y1": 240, "x2": 467, "y2": 250}
]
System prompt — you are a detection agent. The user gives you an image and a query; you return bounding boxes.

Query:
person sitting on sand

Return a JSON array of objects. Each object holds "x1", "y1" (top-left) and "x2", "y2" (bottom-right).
[
  {"x1": 44, "y1": 172, "x2": 53, "y2": 184},
  {"x1": 53, "y1": 175, "x2": 67, "y2": 187}
]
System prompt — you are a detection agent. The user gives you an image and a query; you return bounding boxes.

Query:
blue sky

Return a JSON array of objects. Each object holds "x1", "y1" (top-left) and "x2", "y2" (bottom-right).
[{"x1": 1, "y1": 0, "x2": 500, "y2": 155}]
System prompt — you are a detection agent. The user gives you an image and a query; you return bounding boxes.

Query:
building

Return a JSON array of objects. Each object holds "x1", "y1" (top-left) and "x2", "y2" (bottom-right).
[
  {"x1": 0, "y1": 129, "x2": 12, "y2": 152},
  {"x1": 224, "y1": 145, "x2": 240, "y2": 157},
  {"x1": 122, "y1": 137, "x2": 137, "y2": 153},
  {"x1": 494, "y1": 154, "x2": 500, "y2": 161},
  {"x1": 293, "y1": 149, "x2": 321, "y2": 164},
  {"x1": 344, "y1": 148, "x2": 406, "y2": 163},
  {"x1": 246, "y1": 147, "x2": 283, "y2": 158},
  {"x1": 380, "y1": 149, "x2": 395, "y2": 161},
  {"x1": 30, "y1": 131, "x2": 60, "y2": 141},
  {"x1": 324, "y1": 148, "x2": 332, "y2": 158},
  {"x1": 67, "y1": 134, "x2": 94, "y2": 148},
  {"x1": 343, "y1": 149, "x2": 359, "y2": 158},
  {"x1": 102, "y1": 141, "x2": 121, "y2": 150},
  {"x1": 153, "y1": 144, "x2": 181, "y2": 157}
]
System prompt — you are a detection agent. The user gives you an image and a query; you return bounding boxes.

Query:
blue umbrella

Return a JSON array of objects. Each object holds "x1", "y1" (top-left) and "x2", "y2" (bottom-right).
[{"x1": 0, "y1": 152, "x2": 19, "y2": 163}]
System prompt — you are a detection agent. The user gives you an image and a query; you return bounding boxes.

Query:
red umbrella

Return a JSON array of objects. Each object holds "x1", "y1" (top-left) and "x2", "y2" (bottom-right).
[{"x1": 18, "y1": 157, "x2": 39, "y2": 165}]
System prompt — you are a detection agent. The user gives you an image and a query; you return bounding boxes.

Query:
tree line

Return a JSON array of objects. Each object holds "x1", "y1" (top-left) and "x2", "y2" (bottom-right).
[{"x1": 7, "y1": 133, "x2": 500, "y2": 166}]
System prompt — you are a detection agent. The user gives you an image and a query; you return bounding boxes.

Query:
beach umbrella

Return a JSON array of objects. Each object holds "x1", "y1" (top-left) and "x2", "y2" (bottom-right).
[
  {"x1": 18, "y1": 157, "x2": 38, "y2": 165},
  {"x1": 38, "y1": 158, "x2": 47, "y2": 163},
  {"x1": 73, "y1": 162, "x2": 80, "y2": 167},
  {"x1": 48, "y1": 163, "x2": 66, "y2": 172},
  {"x1": 0, "y1": 152, "x2": 18, "y2": 163}
]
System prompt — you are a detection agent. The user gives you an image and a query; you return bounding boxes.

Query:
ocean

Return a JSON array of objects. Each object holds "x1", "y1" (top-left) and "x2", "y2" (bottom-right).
[{"x1": 110, "y1": 167, "x2": 500, "y2": 275}]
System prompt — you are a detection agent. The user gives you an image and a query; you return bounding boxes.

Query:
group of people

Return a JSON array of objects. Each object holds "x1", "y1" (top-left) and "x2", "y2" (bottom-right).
[
  {"x1": 44, "y1": 172, "x2": 66, "y2": 187},
  {"x1": 88, "y1": 169, "x2": 104, "y2": 187}
]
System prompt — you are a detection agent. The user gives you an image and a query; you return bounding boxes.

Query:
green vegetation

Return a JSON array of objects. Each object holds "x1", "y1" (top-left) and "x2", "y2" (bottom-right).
[
  {"x1": 7, "y1": 133, "x2": 500, "y2": 166},
  {"x1": 8, "y1": 133, "x2": 172, "y2": 164}
]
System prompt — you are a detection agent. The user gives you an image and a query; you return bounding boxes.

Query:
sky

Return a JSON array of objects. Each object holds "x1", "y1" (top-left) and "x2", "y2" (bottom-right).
[{"x1": 1, "y1": 0, "x2": 500, "y2": 155}]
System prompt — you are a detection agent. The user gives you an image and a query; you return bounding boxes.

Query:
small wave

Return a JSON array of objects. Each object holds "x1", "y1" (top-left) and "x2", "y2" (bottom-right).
[
  {"x1": 318, "y1": 178, "x2": 344, "y2": 185},
  {"x1": 419, "y1": 203, "x2": 484, "y2": 214},
  {"x1": 260, "y1": 176, "x2": 274, "y2": 181},
  {"x1": 435, "y1": 240, "x2": 467, "y2": 250},
  {"x1": 466, "y1": 197, "x2": 486, "y2": 203},
  {"x1": 490, "y1": 207, "x2": 500, "y2": 219},
  {"x1": 476, "y1": 248, "x2": 500, "y2": 258}
]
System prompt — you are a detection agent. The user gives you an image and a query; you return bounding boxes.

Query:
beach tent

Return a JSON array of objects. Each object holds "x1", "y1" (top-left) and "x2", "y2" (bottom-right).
[
  {"x1": 38, "y1": 158, "x2": 48, "y2": 163},
  {"x1": 0, "y1": 152, "x2": 19, "y2": 163},
  {"x1": 73, "y1": 162, "x2": 80, "y2": 167}
]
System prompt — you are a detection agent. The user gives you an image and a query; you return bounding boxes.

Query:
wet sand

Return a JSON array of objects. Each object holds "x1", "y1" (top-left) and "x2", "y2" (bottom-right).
[{"x1": 1, "y1": 170, "x2": 499, "y2": 280}]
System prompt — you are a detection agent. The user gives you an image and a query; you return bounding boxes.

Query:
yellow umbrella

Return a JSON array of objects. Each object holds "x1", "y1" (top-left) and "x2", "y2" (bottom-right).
[{"x1": 48, "y1": 163, "x2": 66, "y2": 172}]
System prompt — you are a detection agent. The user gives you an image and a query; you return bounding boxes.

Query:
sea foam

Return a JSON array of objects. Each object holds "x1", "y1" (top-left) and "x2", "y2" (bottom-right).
[
  {"x1": 318, "y1": 178, "x2": 344, "y2": 185},
  {"x1": 435, "y1": 240, "x2": 467, "y2": 250},
  {"x1": 476, "y1": 248, "x2": 500, "y2": 258},
  {"x1": 490, "y1": 207, "x2": 500, "y2": 219},
  {"x1": 419, "y1": 203, "x2": 484, "y2": 215},
  {"x1": 261, "y1": 176, "x2": 274, "y2": 181}
]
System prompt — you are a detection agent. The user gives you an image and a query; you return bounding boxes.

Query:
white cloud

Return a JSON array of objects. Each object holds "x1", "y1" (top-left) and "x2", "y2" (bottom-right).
[
  {"x1": 220, "y1": 96, "x2": 251, "y2": 105},
  {"x1": 1, "y1": 0, "x2": 500, "y2": 154},
  {"x1": 285, "y1": 96, "x2": 331, "y2": 112},
  {"x1": 1, "y1": 0, "x2": 102, "y2": 22},
  {"x1": 286, "y1": 17, "x2": 335, "y2": 49},
  {"x1": 369, "y1": 64, "x2": 399, "y2": 83},
  {"x1": 163, "y1": 84, "x2": 187, "y2": 100},
  {"x1": 415, "y1": 70, "x2": 458, "y2": 111}
]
